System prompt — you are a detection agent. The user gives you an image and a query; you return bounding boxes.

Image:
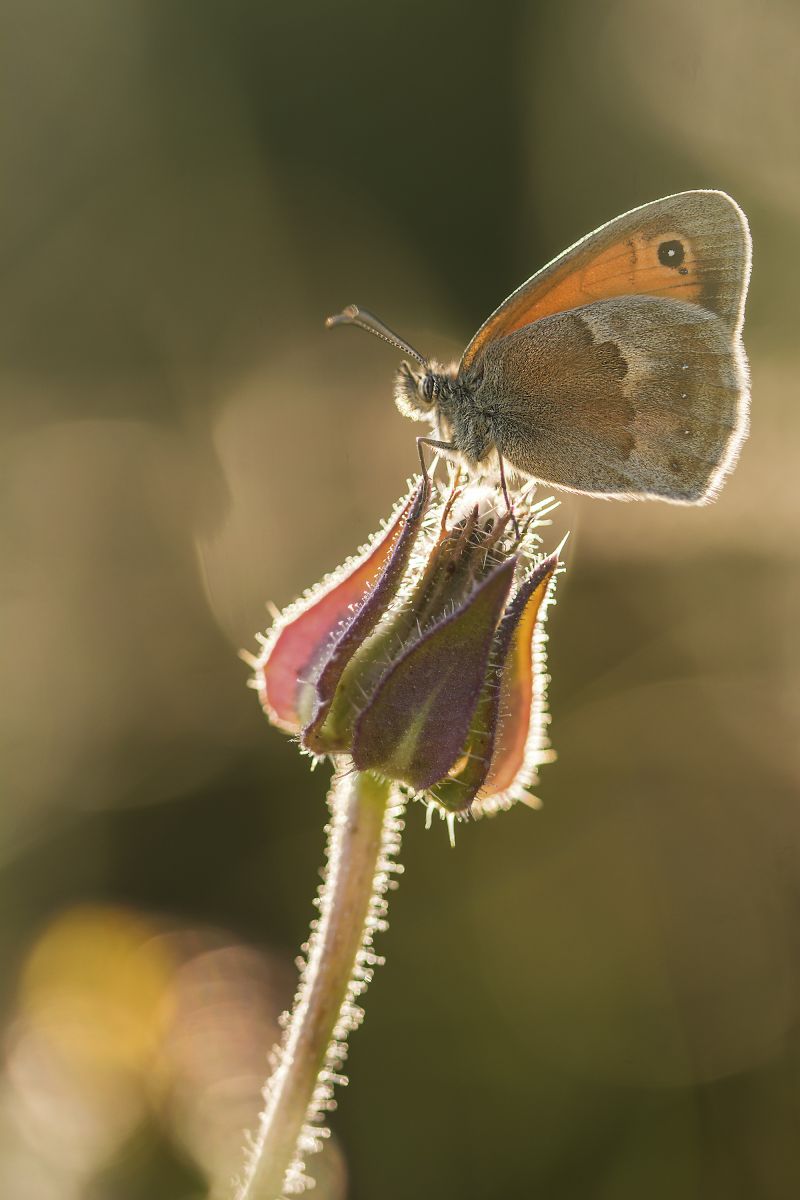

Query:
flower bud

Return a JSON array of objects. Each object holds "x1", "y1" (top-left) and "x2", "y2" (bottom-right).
[{"x1": 252, "y1": 478, "x2": 561, "y2": 817}]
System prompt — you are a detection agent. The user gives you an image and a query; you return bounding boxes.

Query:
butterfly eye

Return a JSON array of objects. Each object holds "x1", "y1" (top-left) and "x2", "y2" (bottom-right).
[{"x1": 658, "y1": 239, "x2": 685, "y2": 269}]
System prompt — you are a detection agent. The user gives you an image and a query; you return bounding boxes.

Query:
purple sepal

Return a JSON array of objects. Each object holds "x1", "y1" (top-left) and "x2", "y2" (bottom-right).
[
  {"x1": 429, "y1": 552, "x2": 559, "y2": 812},
  {"x1": 302, "y1": 475, "x2": 431, "y2": 753},
  {"x1": 351, "y1": 558, "x2": 516, "y2": 790}
]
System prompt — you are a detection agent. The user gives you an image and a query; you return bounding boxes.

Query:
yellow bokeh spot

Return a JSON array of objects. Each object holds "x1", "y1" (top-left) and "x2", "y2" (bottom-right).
[{"x1": 18, "y1": 905, "x2": 175, "y2": 1076}]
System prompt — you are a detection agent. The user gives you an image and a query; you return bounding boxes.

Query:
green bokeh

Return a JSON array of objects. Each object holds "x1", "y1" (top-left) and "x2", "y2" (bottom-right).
[{"x1": 2, "y1": 2, "x2": 799, "y2": 1197}]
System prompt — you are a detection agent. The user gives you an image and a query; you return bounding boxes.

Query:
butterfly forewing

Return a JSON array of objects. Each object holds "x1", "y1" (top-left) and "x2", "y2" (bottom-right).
[{"x1": 461, "y1": 191, "x2": 751, "y2": 372}]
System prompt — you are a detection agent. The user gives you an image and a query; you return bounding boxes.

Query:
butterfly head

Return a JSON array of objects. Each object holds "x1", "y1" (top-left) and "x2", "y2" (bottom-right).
[{"x1": 393, "y1": 360, "x2": 457, "y2": 421}]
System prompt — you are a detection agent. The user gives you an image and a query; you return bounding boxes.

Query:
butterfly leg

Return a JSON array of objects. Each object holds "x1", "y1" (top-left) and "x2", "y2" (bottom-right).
[
  {"x1": 416, "y1": 435, "x2": 455, "y2": 477},
  {"x1": 497, "y1": 454, "x2": 521, "y2": 540}
]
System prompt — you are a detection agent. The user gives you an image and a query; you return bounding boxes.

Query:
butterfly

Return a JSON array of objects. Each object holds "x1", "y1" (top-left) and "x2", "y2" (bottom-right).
[{"x1": 327, "y1": 190, "x2": 751, "y2": 505}]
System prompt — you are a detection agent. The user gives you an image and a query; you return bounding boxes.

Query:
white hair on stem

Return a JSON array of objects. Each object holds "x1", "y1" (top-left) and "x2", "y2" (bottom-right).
[{"x1": 234, "y1": 768, "x2": 404, "y2": 1198}]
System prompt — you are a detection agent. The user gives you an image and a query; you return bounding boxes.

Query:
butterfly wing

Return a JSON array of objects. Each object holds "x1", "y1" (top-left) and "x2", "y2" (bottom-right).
[
  {"x1": 473, "y1": 293, "x2": 749, "y2": 504},
  {"x1": 461, "y1": 190, "x2": 751, "y2": 372}
]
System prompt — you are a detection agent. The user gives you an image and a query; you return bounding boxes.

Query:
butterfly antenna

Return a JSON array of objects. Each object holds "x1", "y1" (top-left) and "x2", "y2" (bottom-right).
[{"x1": 325, "y1": 305, "x2": 428, "y2": 367}]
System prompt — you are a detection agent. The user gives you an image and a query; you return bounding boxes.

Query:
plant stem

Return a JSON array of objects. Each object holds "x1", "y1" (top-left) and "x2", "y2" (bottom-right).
[{"x1": 235, "y1": 768, "x2": 403, "y2": 1200}]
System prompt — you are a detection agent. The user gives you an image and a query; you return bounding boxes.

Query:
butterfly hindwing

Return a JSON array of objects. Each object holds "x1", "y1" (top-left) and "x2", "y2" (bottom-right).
[{"x1": 471, "y1": 293, "x2": 749, "y2": 503}]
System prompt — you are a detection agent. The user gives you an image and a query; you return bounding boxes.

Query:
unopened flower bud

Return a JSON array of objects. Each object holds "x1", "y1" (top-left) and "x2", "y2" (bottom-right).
[{"x1": 252, "y1": 478, "x2": 562, "y2": 817}]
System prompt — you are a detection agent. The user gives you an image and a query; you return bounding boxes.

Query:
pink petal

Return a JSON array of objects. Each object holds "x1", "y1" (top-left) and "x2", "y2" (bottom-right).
[{"x1": 259, "y1": 483, "x2": 425, "y2": 733}]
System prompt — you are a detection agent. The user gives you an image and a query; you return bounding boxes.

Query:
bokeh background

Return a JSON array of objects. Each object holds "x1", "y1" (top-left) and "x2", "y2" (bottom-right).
[{"x1": 2, "y1": 1, "x2": 799, "y2": 1197}]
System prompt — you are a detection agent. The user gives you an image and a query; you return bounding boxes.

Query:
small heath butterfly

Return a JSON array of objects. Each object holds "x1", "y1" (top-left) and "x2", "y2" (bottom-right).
[{"x1": 327, "y1": 191, "x2": 751, "y2": 505}]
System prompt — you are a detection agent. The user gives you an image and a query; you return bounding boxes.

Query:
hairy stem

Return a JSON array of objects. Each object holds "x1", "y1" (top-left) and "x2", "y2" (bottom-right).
[{"x1": 235, "y1": 768, "x2": 403, "y2": 1199}]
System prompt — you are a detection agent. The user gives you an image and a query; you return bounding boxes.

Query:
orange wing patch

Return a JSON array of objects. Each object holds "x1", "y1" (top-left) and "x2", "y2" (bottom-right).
[
  {"x1": 579, "y1": 229, "x2": 702, "y2": 305},
  {"x1": 464, "y1": 230, "x2": 702, "y2": 368}
]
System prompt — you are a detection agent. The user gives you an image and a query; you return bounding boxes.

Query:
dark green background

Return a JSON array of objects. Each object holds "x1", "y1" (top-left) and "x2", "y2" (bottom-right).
[{"x1": 2, "y1": 2, "x2": 799, "y2": 1197}]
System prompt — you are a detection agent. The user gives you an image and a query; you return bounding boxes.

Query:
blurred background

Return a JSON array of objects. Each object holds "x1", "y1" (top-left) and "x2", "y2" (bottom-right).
[{"x1": 2, "y1": 1, "x2": 799, "y2": 1196}]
